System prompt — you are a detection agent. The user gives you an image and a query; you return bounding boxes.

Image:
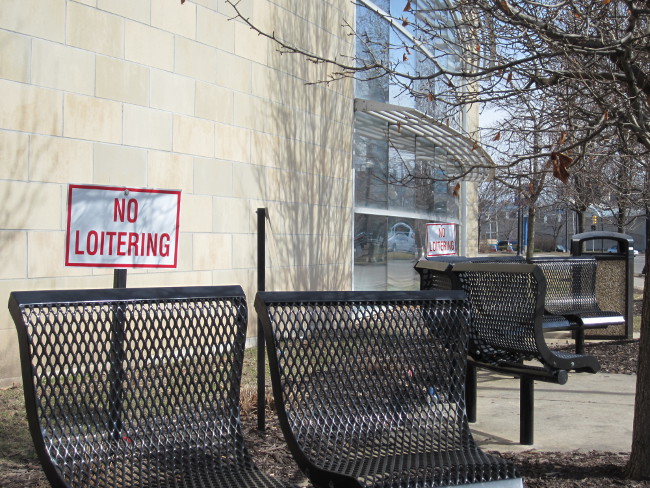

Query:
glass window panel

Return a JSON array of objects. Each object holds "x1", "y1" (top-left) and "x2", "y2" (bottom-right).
[
  {"x1": 355, "y1": 214, "x2": 458, "y2": 291},
  {"x1": 388, "y1": 145, "x2": 417, "y2": 213},
  {"x1": 386, "y1": 217, "x2": 419, "y2": 290},
  {"x1": 354, "y1": 113, "x2": 389, "y2": 210},
  {"x1": 355, "y1": 0, "x2": 390, "y2": 102},
  {"x1": 355, "y1": 0, "x2": 463, "y2": 123},
  {"x1": 354, "y1": 214, "x2": 388, "y2": 290},
  {"x1": 355, "y1": 112, "x2": 461, "y2": 219},
  {"x1": 353, "y1": 0, "x2": 466, "y2": 291}
]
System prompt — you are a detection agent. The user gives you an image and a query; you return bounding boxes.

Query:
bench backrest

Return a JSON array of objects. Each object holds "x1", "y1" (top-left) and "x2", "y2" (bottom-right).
[
  {"x1": 256, "y1": 290, "x2": 519, "y2": 486},
  {"x1": 416, "y1": 256, "x2": 526, "y2": 292},
  {"x1": 9, "y1": 286, "x2": 253, "y2": 488},
  {"x1": 450, "y1": 263, "x2": 550, "y2": 365},
  {"x1": 414, "y1": 260, "x2": 455, "y2": 290},
  {"x1": 529, "y1": 257, "x2": 599, "y2": 314}
]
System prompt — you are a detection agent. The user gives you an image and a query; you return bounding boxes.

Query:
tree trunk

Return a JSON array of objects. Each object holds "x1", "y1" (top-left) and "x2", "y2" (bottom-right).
[
  {"x1": 626, "y1": 270, "x2": 650, "y2": 479},
  {"x1": 642, "y1": 212, "x2": 650, "y2": 274},
  {"x1": 526, "y1": 206, "x2": 536, "y2": 260},
  {"x1": 617, "y1": 207, "x2": 627, "y2": 234},
  {"x1": 576, "y1": 207, "x2": 586, "y2": 234}
]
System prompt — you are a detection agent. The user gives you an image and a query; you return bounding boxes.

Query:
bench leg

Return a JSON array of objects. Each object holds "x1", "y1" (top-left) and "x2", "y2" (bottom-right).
[
  {"x1": 466, "y1": 363, "x2": 477, "y2": 423},
  {"x1": 575, "y1": 328, "x2": 585, "y2": 354},
  {"x1": 520, "y1": 377, "x2": 534, "y2": 445}
]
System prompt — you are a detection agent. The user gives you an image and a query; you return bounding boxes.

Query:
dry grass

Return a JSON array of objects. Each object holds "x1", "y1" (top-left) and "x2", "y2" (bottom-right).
[
  {"x1": 0, "y1": 386, "x2": 48, "y2": 488},
  {"x1": 0, "y1": 347, "x2": 268, "y2": 471},
  {"x1": 0, "y1": 387, "x2": 35, "y2": 462}
]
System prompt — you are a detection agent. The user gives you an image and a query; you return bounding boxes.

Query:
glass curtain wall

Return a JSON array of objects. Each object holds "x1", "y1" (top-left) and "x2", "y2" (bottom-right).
[{"x1": 353, "y1": 0, "x2": 463, "y2": 290}]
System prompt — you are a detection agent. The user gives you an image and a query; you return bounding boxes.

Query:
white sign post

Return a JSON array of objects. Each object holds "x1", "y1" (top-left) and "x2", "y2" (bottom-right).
[
  {"x1": 426, "y1": 223, "x2": 457, "y2": 257},
  {"x1": 65, "y1": 184, "x2": 181, "y2": 268}
]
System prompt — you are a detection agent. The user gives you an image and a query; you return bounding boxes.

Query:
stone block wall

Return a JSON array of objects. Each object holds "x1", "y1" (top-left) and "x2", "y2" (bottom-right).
[{"x1": 0, "y1": 0, "x2": 355, "y2": 386}]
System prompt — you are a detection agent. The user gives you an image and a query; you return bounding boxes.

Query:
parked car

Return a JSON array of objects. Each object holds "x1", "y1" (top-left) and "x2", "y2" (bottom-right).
[
  {"x1": 555, "y1": 244, "x2": 567, "y2": 252},
  {"x1": 496, "y1": 240, "x2": 518, "y2": 252},
  {"x1": 387, "y1": 222, "x2": 416, "y2": 253},
  {"x1": 607, "y1": 245, "x2": 639, "y2": 256}
]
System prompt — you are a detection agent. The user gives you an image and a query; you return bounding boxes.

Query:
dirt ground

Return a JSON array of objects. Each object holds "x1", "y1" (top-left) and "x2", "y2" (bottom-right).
[
  {"x1": 242, "y1": 420, "x2": 650, "y2": 488},
  {"x1": 240, "y1": 339, "x2": 648, "y2": 488},
  {"x1": 1, "y1": 339, "x2": 646, "y2": 487}
]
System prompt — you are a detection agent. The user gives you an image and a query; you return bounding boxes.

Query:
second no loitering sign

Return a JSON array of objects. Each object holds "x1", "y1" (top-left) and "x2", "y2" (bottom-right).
[
  {"x1": 65, "y1": 184, "x2": 181, "y2": 268},
  {"x1": 426, "y1": 223, "x2": 457, "y2": 257}
]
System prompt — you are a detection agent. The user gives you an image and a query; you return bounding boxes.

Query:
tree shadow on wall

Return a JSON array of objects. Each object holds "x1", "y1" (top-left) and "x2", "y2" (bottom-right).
[{"x1": 237, "y1": 0, "x2": 355, "y2": 293}]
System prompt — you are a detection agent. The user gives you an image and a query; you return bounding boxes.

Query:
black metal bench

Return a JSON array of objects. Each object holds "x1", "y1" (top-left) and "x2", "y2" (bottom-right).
[
  {"x1": 530, "y1": 256, "x2": 625, "y2": 353},
  {"x1": 9, "y1": 285, "x2": 295, "y2": 488},
  {"x1": 415, "y1": 255, "x2": 584, "y2": 342},
  {"x1": 255, "y1": 290, "x2": 523, "y2": 488},
  {"x1": 448, "y1": 263, "x2": 600, "y2": 445},
  {"x1": 416, "y1": 256, "x2": 526, "y2": 292}
]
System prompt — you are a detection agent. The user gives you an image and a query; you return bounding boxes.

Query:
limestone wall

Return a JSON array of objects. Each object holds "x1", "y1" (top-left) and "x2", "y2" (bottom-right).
[{"x1": 0, "y1": 0, "x2": 355, "y2": 386}]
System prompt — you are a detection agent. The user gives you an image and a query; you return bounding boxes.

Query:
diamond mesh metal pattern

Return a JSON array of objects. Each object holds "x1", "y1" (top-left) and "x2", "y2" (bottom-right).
[
  {"x1": 531, "y1": 257, "x2": 622, "y2": 323},
  {"x1": 256, "y1": 290, "x2": 520, "y2": 487},
  {"x1": 415, "y1": 257, "x2": 525, "y2": 293},
  {"x1": 455, "y1": 268, "x2": 541, "y2": 364},
  {"x1": 418, "y1": 267, "x2": 454, "y2": 291},
  {"x1": 463, "y1": 257, "x2": 526, "y2": 264},
  {"x1": 451, "y1": 264, "x2": 600, "y2": 372},
  {"x1": 9, "y1": 286, "x2": 294, "y2": 488}
]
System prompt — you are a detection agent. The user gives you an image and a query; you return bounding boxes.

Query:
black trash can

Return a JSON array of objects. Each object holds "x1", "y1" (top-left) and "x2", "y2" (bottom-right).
[{"x1": 571, "y1": 231, "x2": 635, "y2": 340}]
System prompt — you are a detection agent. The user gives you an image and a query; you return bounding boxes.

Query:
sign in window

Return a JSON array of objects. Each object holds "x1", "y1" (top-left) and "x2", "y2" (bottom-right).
[{"x1": 426, "y1": 223, "x2": 457, "y2": 257}]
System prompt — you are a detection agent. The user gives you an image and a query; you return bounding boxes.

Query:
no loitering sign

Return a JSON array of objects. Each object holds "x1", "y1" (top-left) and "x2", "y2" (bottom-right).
[
  {"x1": 65, "y1": 184, "x2": 181, "y2": 268},
  {"x1": 426, "y1": 223, "x2": 457, "y2": 257}
]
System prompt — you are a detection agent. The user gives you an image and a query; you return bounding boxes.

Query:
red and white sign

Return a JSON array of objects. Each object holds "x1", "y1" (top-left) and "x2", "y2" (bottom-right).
[
  {"x1": 65, "y1": 185, "x2": 181, "y2": 268},
  {"x1": 426, "y1": 223, "x2": 457, "y2": 257}
]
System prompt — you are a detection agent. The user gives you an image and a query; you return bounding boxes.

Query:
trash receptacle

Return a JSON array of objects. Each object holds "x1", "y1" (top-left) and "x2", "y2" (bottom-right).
[{"x1": 571, "y1": 231, "x2": 634, "y2": 340}]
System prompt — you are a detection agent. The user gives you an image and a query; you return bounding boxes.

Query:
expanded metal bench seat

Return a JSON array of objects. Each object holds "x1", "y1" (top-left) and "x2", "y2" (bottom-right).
[
  {"x1": 9, "y1": 286, "x2": 295, "y2": 488},
  {"x1": 530, "y1": 257, "x2": 625, "y2": 353},
  {"x1": 541, "y1": 314, "x2": 581, "y2": 333},
  {"x1": 256, "y1": 290, "x2": 523, "y2": 488},
  {"x1": 449, "y1": 263, "x2": 600, "y2": 445}
]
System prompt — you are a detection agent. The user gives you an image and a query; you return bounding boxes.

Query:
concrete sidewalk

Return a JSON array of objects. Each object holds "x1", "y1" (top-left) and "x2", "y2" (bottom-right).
[
  {"x1": 634, "y1": 273, "x2": 645, "y2": 291},
  {"x1": 471, "y1": 370, "x2": 636, "y2": 452}
]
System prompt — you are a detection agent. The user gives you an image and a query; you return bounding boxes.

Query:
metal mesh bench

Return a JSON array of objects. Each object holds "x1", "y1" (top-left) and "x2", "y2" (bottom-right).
[
  {"x1": 530, "y1": 257, "x2": 625, "y2": 353},
  {"x1": 416, "y1": 258, "x2": 584, "y2": 338},
  {"x1": 449, "y1": 263, "x2": 600, "y2": 444},
  {"x1": 255, "y1": 290, "x2": 523, "y2": 488},
  {"x1": 416, "y1": 260, "x2": 458, "y2": 291},
  {"x1": 416, "y1": 257, "x2": 526, "y2": 292},
  {"x1": 9, "y1": 286, "x2": 295, "y2": 488}
]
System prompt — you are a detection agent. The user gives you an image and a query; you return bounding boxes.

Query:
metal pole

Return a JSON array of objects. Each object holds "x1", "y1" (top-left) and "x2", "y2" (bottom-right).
[
  {"x1": 113, "y1": 269, "x2": 127, "y2": 289},
  {"x1": 625, "y1": 237, "x2": 634, "y2": 339},
  {"x1": 516, "y1": 186, "x2": 522, "y2": 256},
  {"x1": 257, "y1": 208, "x2": 267, "y2": 431},
  {"x1": 109, "y1": 269, "x2": 127, "y2": 439},
  {"x1": 465, "y1": 363, "x2": 477, "y2": 423},
  {"x1": 641, "y1": 213, "x2": 650, "y2": 274},
  {"x1": 520, "y1": 377, "x2": 534, "y2": 445},
  {"x1": 517, "y1": 207, "x2": 523, "y2": 256}
]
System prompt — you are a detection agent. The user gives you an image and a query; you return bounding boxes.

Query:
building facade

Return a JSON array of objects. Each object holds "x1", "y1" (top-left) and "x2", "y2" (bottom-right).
[
  {"x1": 0, "y1": 0, "x2": 482, "y2": 386},
  {"x1": 352, "y1": 0, "x2": 483, "y2": 290}
]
